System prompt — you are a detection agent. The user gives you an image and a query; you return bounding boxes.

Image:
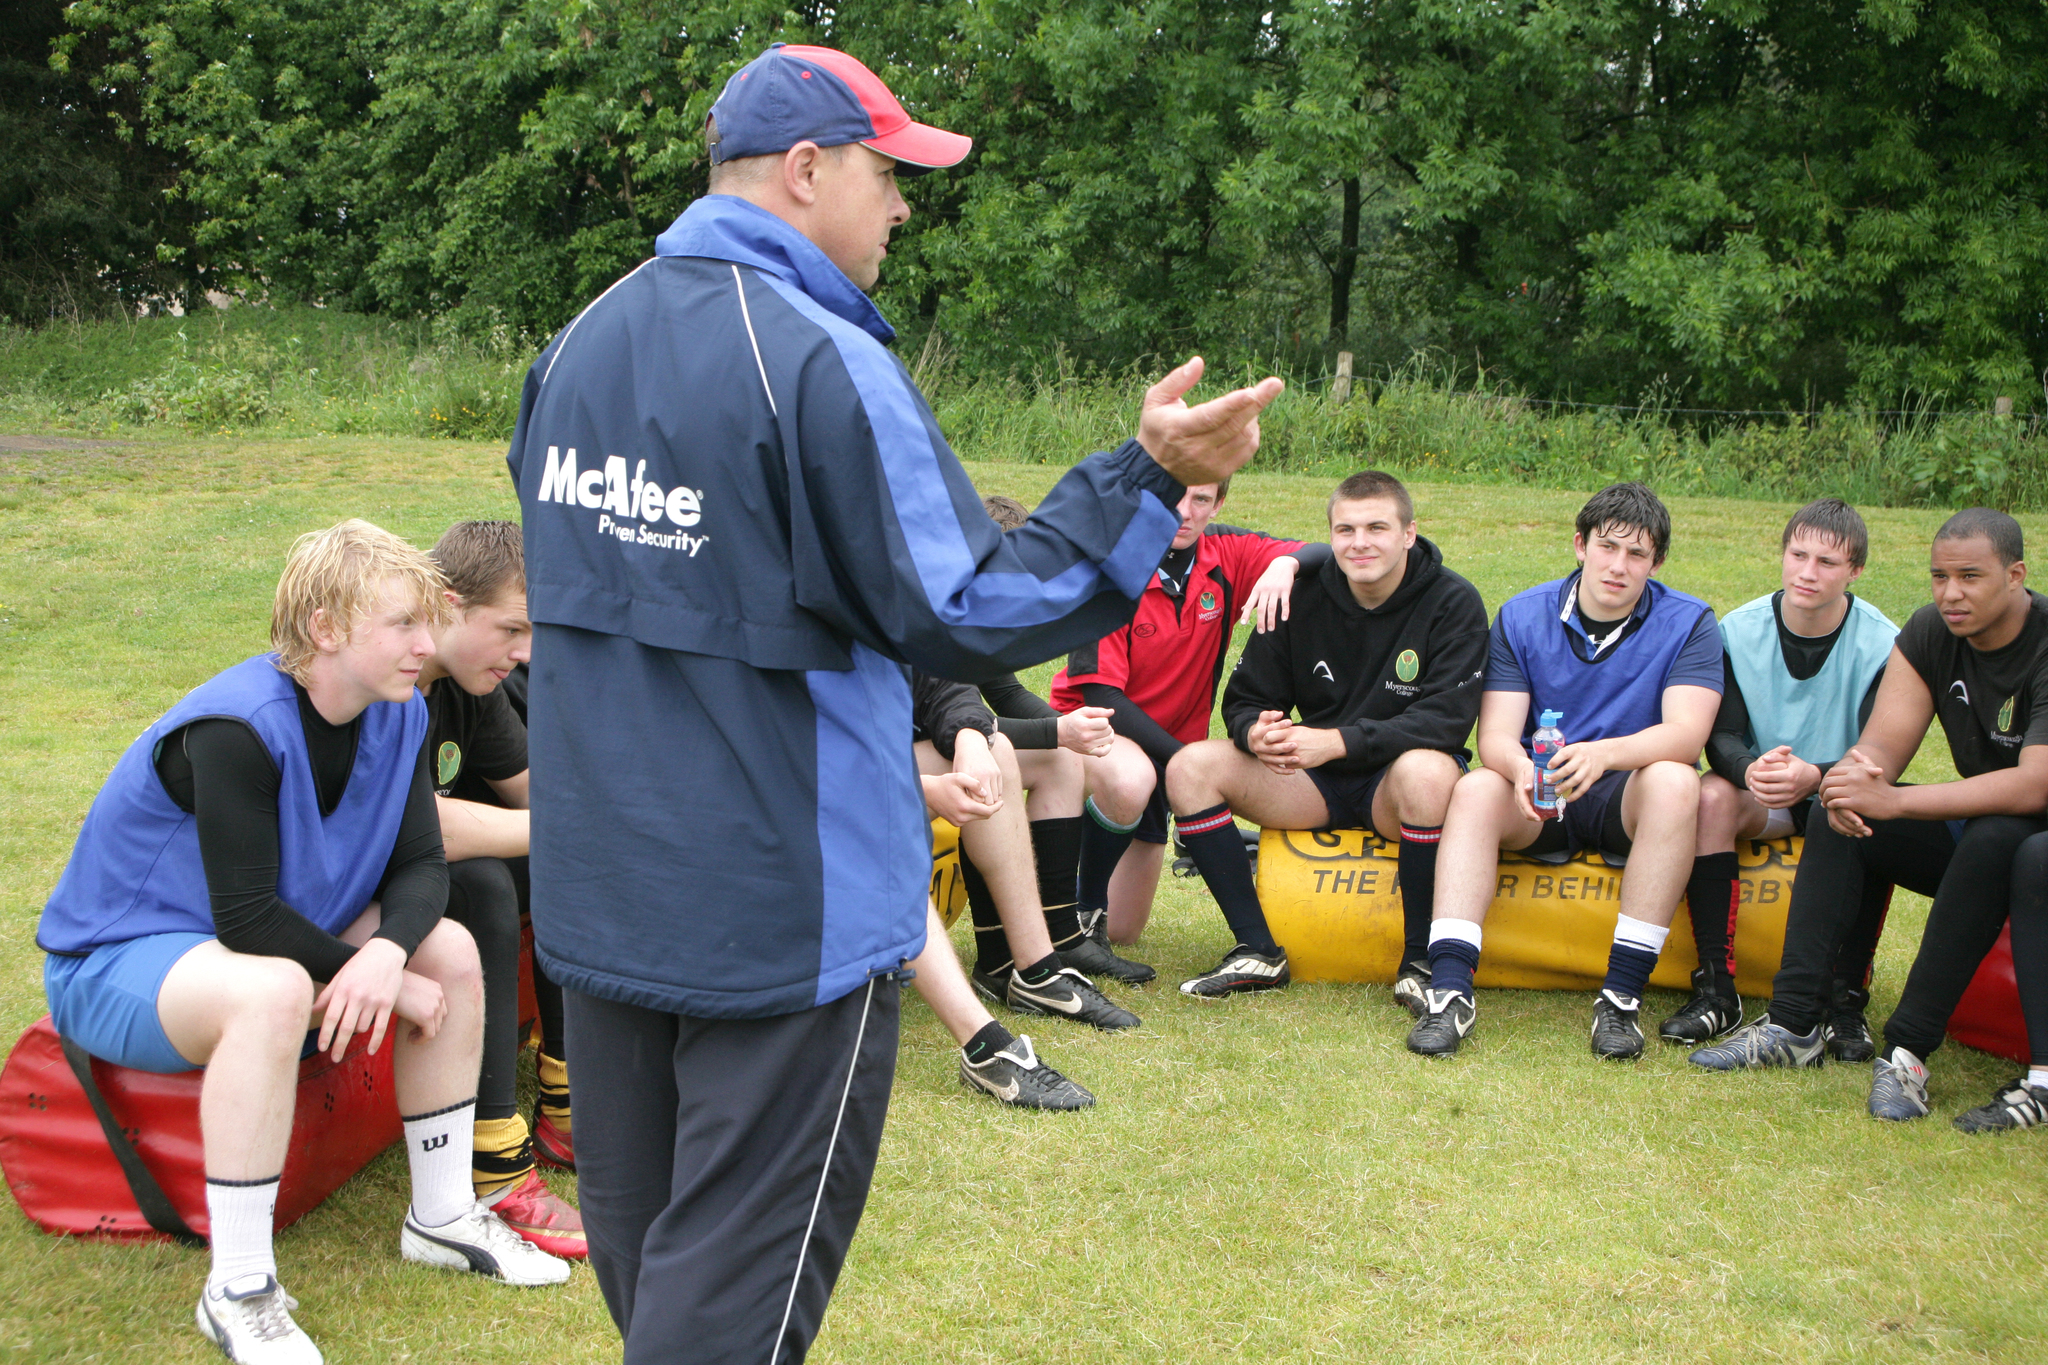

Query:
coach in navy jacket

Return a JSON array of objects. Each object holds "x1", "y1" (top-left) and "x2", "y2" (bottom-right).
[{"x1": 506, "y1": 42, "x2": 1280, "y2": 1364}]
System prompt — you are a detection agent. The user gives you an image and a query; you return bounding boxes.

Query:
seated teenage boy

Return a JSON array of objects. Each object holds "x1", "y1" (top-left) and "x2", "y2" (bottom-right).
[
  {"x1": 451, "y1": 660, "x2": 573, "y2": 1168},
  {"x1": 416, "y1": 521, "x2": 582, "y2": 1257},
  {"x1": 1408, "y1": 482, "x2": 1722, "y2": 1060},
  {"x1": 37, "y1": 520, "x2": 568, "y2": 1365},
  {"x1": 1692, "y1": 509, "x2": 2048, "y2": 1130},
  {"x1": 979, "y1": 494, "x2": 1155, "y2": 983},
  {"x1": 1665, "y1": 499, "x2": 1898, "y2": 1047},
  {"x1": 1162, "y1": 471, "x2": 1488, "y2": 1000},
  {"x1": 1049, "y1": 480, "x2": 1329, "y2": 963},
  {"x1": 913, "y1": 670, "x2": 1140, "y2": 1032},
  {"x1": 915, "y1": 769, "x2": 1095, "y2": 1110}
]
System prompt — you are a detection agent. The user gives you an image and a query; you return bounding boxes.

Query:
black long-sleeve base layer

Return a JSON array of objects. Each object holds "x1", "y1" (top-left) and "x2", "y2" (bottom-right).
[{"x1": 155, "y1": 688, "x2": 446, "y2": 979}]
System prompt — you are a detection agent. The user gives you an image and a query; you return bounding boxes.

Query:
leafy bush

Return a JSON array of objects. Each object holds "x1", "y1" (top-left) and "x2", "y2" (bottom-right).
[{"x1": 4, "y1": 305, "x2": 2044, "y2": 510}]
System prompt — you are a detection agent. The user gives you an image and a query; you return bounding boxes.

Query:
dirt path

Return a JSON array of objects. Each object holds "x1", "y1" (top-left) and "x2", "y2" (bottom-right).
[{"x1": 0, "y1": 434, "x2": 131, "y2": 454}]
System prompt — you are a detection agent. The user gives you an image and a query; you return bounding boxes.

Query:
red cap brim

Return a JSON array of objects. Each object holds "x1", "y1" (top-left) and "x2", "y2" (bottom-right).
[{"x1": 863, "y1": 120, "x2": 973, "y2": 171}]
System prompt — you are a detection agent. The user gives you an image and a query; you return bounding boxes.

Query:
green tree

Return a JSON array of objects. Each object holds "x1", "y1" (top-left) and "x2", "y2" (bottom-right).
[{"x1": 1, "y1": 0, "x2": 204, "y2": 322}]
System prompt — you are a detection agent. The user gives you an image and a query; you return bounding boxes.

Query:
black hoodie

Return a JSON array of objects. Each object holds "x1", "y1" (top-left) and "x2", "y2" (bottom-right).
[{"x1": 1222, "y1": 537, "x2": 1489, "y2": 775}]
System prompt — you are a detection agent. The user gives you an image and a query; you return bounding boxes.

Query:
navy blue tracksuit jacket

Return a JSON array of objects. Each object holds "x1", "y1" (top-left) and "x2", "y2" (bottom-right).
[{"x1": 509, "y1": 195, "x2": 1185, "y2": 1019}]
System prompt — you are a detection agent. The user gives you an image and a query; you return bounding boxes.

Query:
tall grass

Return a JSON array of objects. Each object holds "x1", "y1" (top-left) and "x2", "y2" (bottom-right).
[
  {"x1": 0, "y1": 305, "x2": 523, "y2": 441},
  {"x1": 4, "y1": 305, "x2": 2043, "y2": 510}
]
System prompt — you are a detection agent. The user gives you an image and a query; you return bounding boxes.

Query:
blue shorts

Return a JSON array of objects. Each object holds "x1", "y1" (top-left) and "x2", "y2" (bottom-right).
[
  {"x1": 1525, "y1": 769, "x2": 1633, "y2": 863},
  {"x1": 44, "y1": 932, "x2": 212, "y2": 1074}
]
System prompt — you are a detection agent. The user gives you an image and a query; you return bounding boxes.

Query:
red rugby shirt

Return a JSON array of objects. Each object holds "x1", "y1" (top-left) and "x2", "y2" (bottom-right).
[{"x1": 1050, "y1": 525, "x2": 1304, "y2": 743}]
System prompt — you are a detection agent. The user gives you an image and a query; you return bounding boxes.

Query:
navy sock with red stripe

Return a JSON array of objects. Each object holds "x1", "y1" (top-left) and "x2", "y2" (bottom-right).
[
  {"x1": 1397, "y1": 825, "x2": 1442, "y2": 968},
  {"x1": 1426, "y1": 920, "x2": 1482, "y2": 1002},
  {"x1": 1684, "y1": 852, "x2": 1739, "y2": 984},
  {"x1": 1178, "y1": 803, "x2": 1278, "y2": 954}
]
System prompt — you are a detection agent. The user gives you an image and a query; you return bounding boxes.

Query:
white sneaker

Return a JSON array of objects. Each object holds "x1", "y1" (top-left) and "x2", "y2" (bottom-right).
[
  {"x1": 401, "y1": 1201, "x2": 572, "y2": 1286},
  {"x1": 195, "y1": 1273, "x2": 324, "y2": 1364}
]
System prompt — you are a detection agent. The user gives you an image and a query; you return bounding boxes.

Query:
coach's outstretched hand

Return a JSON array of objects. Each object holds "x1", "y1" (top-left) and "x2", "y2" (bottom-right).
[{"x1": 1136, "y1": 356, "x2": 1284, "y2": 488}]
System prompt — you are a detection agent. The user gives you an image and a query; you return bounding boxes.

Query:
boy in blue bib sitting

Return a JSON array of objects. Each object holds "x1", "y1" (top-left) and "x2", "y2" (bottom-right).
[
  {"x1": 1665, "y1": 499, "x2": 1896, "y2": 1047},
  {"x1": 38, "y1": 520, "x2": 569, "y2": 1365},
  {"x1": 1407, "y1": 483, "x2": 1723, "y2": 1060}
]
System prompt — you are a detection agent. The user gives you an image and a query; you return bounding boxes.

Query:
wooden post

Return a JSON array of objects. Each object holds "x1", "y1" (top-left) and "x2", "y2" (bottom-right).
[
  {"x1": 1332, "y1": 351, "x2": 1354, "y2": 404},
  {"x1": 1994, "y1": 395, "x2": 2013, "y2": 418}
]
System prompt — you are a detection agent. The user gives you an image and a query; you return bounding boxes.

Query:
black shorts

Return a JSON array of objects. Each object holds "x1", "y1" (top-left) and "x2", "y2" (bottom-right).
[
  {"x1": 1304, "y1": 763, "x2": 1394, "y2": 832},
  {"x1": 1135, "y1": 758, "x2": 1171, "y2": 845},
  {"x1": 1524, "y1": 768, "x2": 1633, "y2": 863}
]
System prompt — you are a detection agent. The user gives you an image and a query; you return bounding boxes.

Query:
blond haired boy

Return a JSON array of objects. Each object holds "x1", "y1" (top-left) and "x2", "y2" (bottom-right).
[{"x1": 39, "y1": 519, "x2": 569, "y2": 1365}]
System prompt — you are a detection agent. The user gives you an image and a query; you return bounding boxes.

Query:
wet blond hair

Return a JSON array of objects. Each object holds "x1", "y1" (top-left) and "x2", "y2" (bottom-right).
[{"x1": 271, "y1": 519, "x2": 451, "y2": 683}]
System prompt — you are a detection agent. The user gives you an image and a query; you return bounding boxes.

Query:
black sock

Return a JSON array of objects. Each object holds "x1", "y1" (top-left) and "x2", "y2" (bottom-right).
[
  {"x1": 962, "y1": 1019, "x2": 1014, "y2": 1064},
  {"x1": 1685, "y1": 852, "x2": 1740, "y2": 984},
  {"x1": 1178, "y1": 804, "x2": 1278, "y2": 955},
  {"x1": 1078, "y1": 816, "x2": 1134, "y2": 918},
  {"x1": 1397, "y1": 825, "x2": 1442, "y2": 967},
  {"x1": 1015, "y1": 951, "x2": 1062, "y2": 985},
  {"x1": 961, "y1": 852, "x2": 1011, "y2": 980},
  {"x1": 1032, "y1": 816, "x2": 1087, "y2": 948}
]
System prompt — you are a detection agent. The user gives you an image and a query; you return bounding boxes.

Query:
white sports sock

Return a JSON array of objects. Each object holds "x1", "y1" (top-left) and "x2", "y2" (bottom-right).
[
  {"x1": 2027, "y1": 1067, "x2": 2048, "y2": 1092},
  {"x1": 402, "y1": 1099, "x2": 477, "y2": 1228},
  {"x1": 205, "y1": 1175, "x2": 280, "y2": 1290},
  {"x1": 1612, "y1": 914, "x2": 1670, "y2": 954},
  {"x1": 1428, "y1": 919, "x2": 1484, "y2": 952}
]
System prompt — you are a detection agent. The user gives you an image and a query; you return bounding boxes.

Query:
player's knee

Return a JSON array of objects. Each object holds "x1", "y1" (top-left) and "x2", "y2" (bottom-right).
[
  {"x1": 1697, "y1": 774, "x2": 1742, "y2": 831},
  {"x1": 1164, "y1": 741, "x2": 1225, "y2": 810},
  {"x1": 1094, "y1": 752, "x2": 1155, "y2": 816},
  {"x1": 413, "y1": 918, "x2": 483, "y2": 995},
  {"x1": 1389, "y1": 749, "x2": 1461, "y2": 817},
  {"x1": 222, "y1": 955, "x2": 317, "y2": 1036},
  {"x1": 1634, "y1": 762, "x2": 1702, "y2": 824},
  {"x1": 446, "y1": 857, "x2": 520, "y2": 939},
  {"x1": 2014, "y1": 833, "x2": 2048, "y2": 891},
  {"x1": 1445, "y1": 767, "x2": 1514, "y2": 829}
]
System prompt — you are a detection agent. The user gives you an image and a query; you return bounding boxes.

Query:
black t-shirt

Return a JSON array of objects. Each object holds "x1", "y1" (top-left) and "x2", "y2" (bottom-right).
[
  {"x1": 1773, "y1": 591, "x2": 1846, "y2": 681},
  {"x1": 1896, "y1": 591, "x2": 2048, "y2": 778},
  {"x1": 424, "y1": 678, "x2": 529, "y2": 800}
]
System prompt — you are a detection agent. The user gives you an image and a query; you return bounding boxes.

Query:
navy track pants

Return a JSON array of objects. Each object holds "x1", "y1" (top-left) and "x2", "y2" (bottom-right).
[{"x1": 565, "y1": 978, "x2": 900, "y2": 1364}]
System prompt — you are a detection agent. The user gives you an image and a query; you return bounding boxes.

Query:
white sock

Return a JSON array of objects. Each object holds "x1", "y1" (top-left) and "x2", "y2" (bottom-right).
[
  {"x1": 402, "y1": 1099, "x2": 477, "y2": 1228},
  {"x1": 1612, "y1": 914, "x2": 1670, "y2": 954},
  {"x1": 205, "y1": 1176, "x2": 280, "y2": 1290},
  {"x1": 1428, "y1": 919, "x2": 1484, "y2": 952},
  {"x1": 2027, "y1": 1067, "x2": 2048, "y2": 1092}
]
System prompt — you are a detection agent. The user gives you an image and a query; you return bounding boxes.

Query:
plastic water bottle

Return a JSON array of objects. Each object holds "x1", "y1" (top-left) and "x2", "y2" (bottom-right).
[{"x1": 1531, "y1": 710, "x2": 1565, "y2": 815}]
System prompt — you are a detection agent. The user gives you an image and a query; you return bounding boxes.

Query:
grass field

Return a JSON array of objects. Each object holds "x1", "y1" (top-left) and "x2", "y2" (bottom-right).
[{"x1": 2, "y1": 432, "x2": 2045, "y2": 1363}]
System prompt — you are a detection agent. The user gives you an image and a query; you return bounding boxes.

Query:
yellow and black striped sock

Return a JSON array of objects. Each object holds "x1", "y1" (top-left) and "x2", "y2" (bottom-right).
[
  {"x1": 536, "y1": 1052, "x2": 572, "y2": 1137},
  {"x1": 472, "y1": 1113, "x2": 533, "y2": 1202}
]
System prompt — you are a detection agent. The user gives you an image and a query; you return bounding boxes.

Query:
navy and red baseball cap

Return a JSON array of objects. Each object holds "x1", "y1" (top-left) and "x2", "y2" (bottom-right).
[{"x1": 706, "y1": 43, "x2": 972, "y2": 174}]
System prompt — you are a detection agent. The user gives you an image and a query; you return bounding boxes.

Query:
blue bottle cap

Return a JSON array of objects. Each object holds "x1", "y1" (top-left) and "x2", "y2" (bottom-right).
[{"x1": 1538, "y1": 710, "x2": 1563, "y2": 728}]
